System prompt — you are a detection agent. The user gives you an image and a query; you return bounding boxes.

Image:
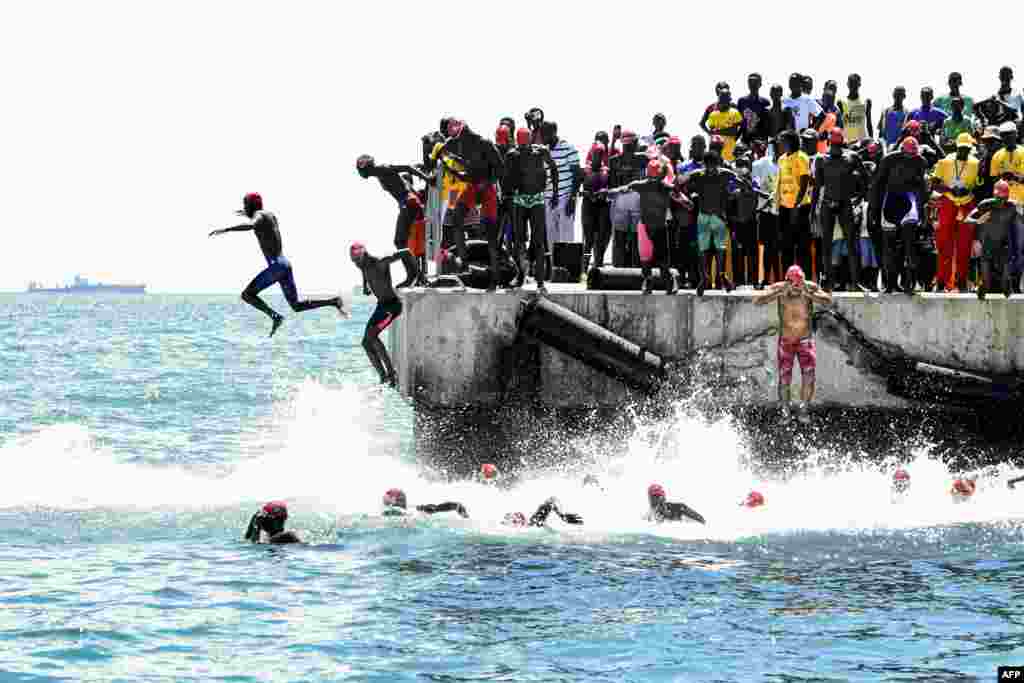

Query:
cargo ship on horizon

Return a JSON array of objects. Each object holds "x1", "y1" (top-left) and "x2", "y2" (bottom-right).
[{"x1": 26, "y1": 275, "x2": 146, "y2": 295}]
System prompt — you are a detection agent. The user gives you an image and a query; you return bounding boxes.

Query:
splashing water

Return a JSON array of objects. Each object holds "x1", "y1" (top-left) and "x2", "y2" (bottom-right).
[{"x1": 5, "y1": 378, "x2": 1021, "y2": 545}]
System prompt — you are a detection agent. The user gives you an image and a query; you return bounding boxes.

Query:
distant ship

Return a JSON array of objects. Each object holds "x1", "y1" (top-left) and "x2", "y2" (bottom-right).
[{"x1": 26, "y1": 275, "x2": 146, "y2": 295}]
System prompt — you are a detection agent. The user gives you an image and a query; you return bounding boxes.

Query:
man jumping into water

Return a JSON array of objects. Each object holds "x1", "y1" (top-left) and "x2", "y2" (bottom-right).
[
  {"x1": 210, "y1": 193, "x2": 346, "y2": 337},
  {"x1": 350, "y1": 242, "x2": 404, "y2": 387},
  {"x1": 355, "y1": 155, "x2": 431, "y2": 288},
  {"x1": 752, "y1": 264, "x2": 832, "y2": 419}
]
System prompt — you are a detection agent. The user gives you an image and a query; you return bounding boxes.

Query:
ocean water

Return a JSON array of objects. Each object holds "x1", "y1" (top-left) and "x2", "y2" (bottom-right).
[{"x1": 1, "y1": 293, "x2": 1023, "y2": 682}]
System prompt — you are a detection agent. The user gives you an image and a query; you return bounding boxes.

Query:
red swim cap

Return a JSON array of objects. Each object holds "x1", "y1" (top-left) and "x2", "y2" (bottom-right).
[
  {"x1": 621, "y1": 129, "x2": 637, "y2": 142},
  {"x1": 647, "y1": 158, "x2": 664, "y2": 178},
  {"x1": 951, "y1": 479, "x2": 976, "y2": 497},
  {"x1": 382, "y1": 488, "x2": 407, "y2": 508},
  {"x1": 648, "y1": 483, "x2": 666, "y2": 499},
  {"x1": 667, "y1": 136, "x2": 682, "y2": 147},
  {"x1": 786, "y1": 264, "x2": 805, "y2": 285},
  {"x1": 350, "y1": 242, "x2": 366, "y2": 261},
  {"x1": 261, "y1": 500, "x2": 288, "y2": 519},
  {"x1": 244, "y1": 192, "x2": 263, "y2": 212},
  {"x1": 893, "y1": 469, "x2": 910, "y2": 483},
  {"x1": 829, "y1": 128, "x2": 846, "y2": 145},
  {"x1": 994, "y1": 179, "x2": 1011, "y2": 199},
  {"x1": 516, "y1": 127, "x2": 531, "y2": 146},
  {"x1": 905, "y1": 120, "x2": 922, "y2": 134},
  {"x1": 481, "y1": 463, "x2": 498, "y2": 480},
  {"x1": 742, "y1": 491, "x2": 765, "y2": 508},
  {"x1": 503, "y1": 512, "x2": 526, "y2": 527},
  {"x1": 495, "y1": 125, "x2": 510, "y2": 146}
]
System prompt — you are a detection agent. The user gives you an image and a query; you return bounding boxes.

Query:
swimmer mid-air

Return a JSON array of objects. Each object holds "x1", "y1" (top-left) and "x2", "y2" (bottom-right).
[{"x1": 210, "y1": 193, "x2": 347, "y2": 337}]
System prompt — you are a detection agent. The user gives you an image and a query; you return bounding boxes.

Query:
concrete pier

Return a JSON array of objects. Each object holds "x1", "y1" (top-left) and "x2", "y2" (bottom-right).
[{"x1": 388, "y1": 286, "x2": 1024, "y2": 473}]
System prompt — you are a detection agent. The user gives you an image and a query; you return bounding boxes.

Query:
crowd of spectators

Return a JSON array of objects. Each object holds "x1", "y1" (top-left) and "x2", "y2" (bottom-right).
[{"x1": 401, "y1": 68, "x2": 1024, "y2": 297}]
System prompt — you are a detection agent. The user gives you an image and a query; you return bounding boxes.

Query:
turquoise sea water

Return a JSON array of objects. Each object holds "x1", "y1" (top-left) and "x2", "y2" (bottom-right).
[{"x1": 1, "y1": 293, "x2": 1023, "y2": 682}]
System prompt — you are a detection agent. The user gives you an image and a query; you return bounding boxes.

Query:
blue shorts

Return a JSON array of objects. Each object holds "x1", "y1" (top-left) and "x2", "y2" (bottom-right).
[
  {"x1": 247, "y1": 256, "x2": 298, "y2": 305},
  {"x1": 367, "y1": 300, "x2": 402, "y2": 335}
]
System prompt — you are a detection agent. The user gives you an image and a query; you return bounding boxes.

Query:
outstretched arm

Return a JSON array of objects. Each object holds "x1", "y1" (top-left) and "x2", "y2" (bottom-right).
[
  {"x1": 209, "y1": 222, "x2": 253, "y2": 237},
  {"x1": 528, "y1": 497, "x2": 583, "y2": 527},
  {"x1": 381, "y1": 248, "x2": 410, "y2": 265},
  {"x1": 416, "y1": 502, "x2": 469, "y2": 518},
  {"x1": 389, "y1": 165, "x2": 431, "y2": 184}
]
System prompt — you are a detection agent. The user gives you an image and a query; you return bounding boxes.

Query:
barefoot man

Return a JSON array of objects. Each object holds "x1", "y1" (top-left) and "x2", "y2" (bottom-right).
[{"x1": 752, "y1": 265, "x2": 832, "y2": 418}]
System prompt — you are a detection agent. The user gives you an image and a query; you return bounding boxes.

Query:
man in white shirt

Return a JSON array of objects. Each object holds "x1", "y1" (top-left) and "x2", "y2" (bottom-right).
[
  {"x1": 752, "y1": 138, "x2": 781, "y2": 287},
  {"x1": 783, "y1": 72, "x2": 823, "y2": 131}
]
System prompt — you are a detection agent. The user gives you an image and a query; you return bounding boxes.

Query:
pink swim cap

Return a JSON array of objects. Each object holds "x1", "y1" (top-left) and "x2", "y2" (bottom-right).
[
  {"x1": 350, "y1": 242, "x2": 366, "y2": 260},
  {"x1": 785, "y1": 265, "x2": 805, "y2": 285},
  {"x1": 261, "y1": 500, "x2": 288, "y2": 519}
]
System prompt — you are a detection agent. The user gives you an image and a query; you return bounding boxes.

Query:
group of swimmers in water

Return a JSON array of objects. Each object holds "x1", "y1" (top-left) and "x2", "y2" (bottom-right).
[{"x1": 244, "y1": 464, "x2": 1023, "y2": 544}]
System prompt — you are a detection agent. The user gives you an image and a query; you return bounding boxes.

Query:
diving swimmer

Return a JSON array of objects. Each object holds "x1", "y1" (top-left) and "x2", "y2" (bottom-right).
[
  {"x1": 210, "y1": 193, "x2": 347, "y2": 337},
  {"x1": 350, "y1": 242, "x2": 405, "y2": 387},
  {"x1": 244, "y1": 501, "x2": 302, "y2": 544},
  {"x1": 355, "y1": 155, "x2": 431, "y2": 288},
  {"x1": 752, "y1": 265, "x2": 833, "y2": 417},
  {"x1": 646, "y1": 483, "x2": 707, "y2": 524}
]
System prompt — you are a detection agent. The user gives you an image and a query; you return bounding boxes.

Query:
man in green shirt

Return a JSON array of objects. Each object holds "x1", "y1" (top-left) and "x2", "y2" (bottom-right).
[
  {"x1": 935, "y1": 71, "x2": 975, "y2": 119},
  {"x1": 941, "y1": 97, "x2": 975, "y2": 151}
]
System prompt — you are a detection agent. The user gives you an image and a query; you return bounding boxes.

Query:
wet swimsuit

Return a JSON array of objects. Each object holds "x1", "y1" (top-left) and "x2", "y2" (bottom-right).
[
  {"x1": 367, "y1": 300, "x2": 402, "y2": 334},
  {"x1": 246, "y1": 212, "x2": 300, "y2": 303},
  {"x1": 777, "y1": 335, "x2": 816, "y2": 385}
]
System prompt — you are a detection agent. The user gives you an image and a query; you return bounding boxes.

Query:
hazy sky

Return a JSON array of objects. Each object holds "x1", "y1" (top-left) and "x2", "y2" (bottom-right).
[{"x1": 2, "y1": 1, "x2": 1018, "y2": 293}]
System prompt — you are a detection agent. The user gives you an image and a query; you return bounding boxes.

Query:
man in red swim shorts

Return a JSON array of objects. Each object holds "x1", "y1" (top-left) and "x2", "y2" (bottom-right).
[{"x1": 753, "y1": 264, "x2": 832, "y2": 416}]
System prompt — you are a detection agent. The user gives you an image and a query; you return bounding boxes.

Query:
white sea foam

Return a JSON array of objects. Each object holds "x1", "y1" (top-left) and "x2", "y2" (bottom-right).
[{"x1": 3, "y1": 379, "x2": 1022, "y2": 543}]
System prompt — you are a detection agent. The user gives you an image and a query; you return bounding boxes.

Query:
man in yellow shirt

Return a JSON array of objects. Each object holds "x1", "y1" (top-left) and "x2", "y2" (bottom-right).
[
  {"x1": 931, "y1": 133, "x2": 980, "y2": 291},
  {"x1": 990, "y1": 121, "x2": 1024, "y2": 205},
  {"x1": 700, "y1": 82, "x2": 743, "y2": 161},
  {"x1": 776, "y1": 130, "x2": 813, "y2": 277}
]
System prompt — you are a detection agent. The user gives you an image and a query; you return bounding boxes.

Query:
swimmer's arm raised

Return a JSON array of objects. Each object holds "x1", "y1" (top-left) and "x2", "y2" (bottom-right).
[
  {"x1": 752, "y1": 282, "x2": 787, "y2": 304},
  {"x1": 805, "y1": 282, "x2": 833, "y2": 304}
]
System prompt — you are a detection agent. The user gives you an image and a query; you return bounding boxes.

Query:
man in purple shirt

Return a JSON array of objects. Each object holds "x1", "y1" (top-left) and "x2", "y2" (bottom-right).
[{"x1": 910, "y1": 87, "x2": 948, "y2": 134}]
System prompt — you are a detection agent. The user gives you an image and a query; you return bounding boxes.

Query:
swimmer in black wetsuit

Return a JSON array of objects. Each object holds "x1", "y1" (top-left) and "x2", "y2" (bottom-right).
[
  {"x1": 244, "y1": 501, "x2": 302, "y2": 544},
  {"x1": 381, "y1": 489, "x2": 469, "y2": 518},
  {"x1": 505, "y1": 127, "x2": 559, "y2": 290},
  {"x1": 210, "y1": 193, "x2": 347, "y2": 337},
  {"x1": 646, "y1": 484, "x2": 706, "y2": 524},
  {"x1": 349, "y1": 242, "x2": 405, "y2": 386},
  {"x1": 501, "y1": 497, "x2": 584, "y2": 528},
  {"x1": 356, "y1": 156, "x2": 430, "y2": 289}
]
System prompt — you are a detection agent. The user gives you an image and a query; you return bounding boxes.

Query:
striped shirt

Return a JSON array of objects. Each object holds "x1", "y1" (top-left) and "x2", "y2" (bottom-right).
[{"x1": 545, "y1": 139, "x2": 580, "y2": 200}]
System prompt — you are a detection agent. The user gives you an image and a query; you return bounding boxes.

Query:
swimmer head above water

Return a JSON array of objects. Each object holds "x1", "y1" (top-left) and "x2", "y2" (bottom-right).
[{"x1": 244, "y1": 500, "x2": 301, "y2": 544}]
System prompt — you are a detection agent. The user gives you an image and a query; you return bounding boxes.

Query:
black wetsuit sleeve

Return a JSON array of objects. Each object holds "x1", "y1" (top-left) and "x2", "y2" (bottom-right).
[
  {"x1": 380, "y1": 251, "x2": 406, "y2": 265},
  {"x1": 416, "y1": 502, "x2": 469, "y2": 518},
  {"x1": 663, "y1": 500, "x2": 706, "y2": 524},
  {"x1": 389, "y1": 165, "x2": 430, "y2": 183},
  {"x1": 528, "y1": 499, "x2": 583, "y2": 527},
  {"x1": 268, "y1": 530, "x2": 302, "y2": 544}
]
